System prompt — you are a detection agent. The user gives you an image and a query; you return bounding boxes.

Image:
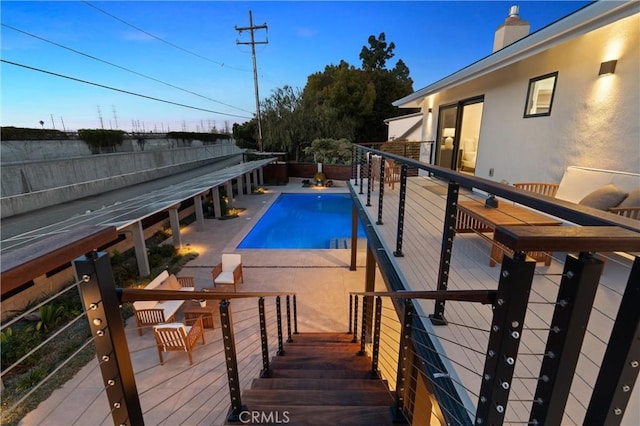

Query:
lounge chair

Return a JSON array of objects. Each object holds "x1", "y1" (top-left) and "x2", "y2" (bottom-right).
[
  {"x1": 211, "y1": 253, "x2": 244, "y2": 291},
  {"x1": 153, "y1": 317, "x2": 205, "y2": 365}
]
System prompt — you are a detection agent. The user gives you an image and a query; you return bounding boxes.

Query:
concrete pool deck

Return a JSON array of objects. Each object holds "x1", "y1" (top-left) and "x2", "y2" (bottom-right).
[{"x1": 20, "y1": 177, "x2": 381, "y2": 425}]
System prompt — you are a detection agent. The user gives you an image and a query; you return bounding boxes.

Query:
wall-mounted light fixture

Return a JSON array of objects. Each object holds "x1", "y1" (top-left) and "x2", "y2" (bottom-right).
[
  {"x1": 598, "y1": 59, "x2": 617, "y2": 76},
  {"x1": 428, "y1": 108, "x2": 433, "y2": 113}
]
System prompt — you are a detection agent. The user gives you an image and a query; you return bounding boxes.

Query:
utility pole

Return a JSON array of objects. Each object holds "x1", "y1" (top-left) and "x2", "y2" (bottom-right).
[{"x1": 235, "y1": 10, "x2": 268, "y2": 152}]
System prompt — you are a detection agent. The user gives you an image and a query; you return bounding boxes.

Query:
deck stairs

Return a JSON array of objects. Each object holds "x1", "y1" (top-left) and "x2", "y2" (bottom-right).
[{"x1": 233, "y1": 332, "x2": 397, "y2": 425}]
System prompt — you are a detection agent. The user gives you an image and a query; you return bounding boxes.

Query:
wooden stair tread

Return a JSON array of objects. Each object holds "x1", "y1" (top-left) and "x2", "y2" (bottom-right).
[
  {"x1": 269, "y1": 368, "x2": 374, "y2": 379},
  {"x1": 251, "y1": 378, "x2": 387, "y2": 391},
  {"x1": 242, "y1": 389, "x2": 394, "y2": 406},
  {"x1": 238, "y1": 405, "x2": 394, "y2": 425}
]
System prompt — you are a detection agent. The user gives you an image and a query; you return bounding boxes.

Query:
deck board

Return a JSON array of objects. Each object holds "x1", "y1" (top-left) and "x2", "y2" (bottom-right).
[{"x1": 351, "y1": 175, "x2": 638, "y2": 425}]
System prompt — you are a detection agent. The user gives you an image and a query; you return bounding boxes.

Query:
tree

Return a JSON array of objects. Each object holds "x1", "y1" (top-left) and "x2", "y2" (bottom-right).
[
  {"x1": 232, "y1": 120, "x2": 258, "y2": 150},
  {"x1": 359, "y1": 33, "x2": 396, "y2": 71}
]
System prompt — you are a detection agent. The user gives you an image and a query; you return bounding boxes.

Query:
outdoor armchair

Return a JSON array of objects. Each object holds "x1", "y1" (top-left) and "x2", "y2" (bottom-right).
[
  {"x1": 153, "y1": 316, "x2": 205, "y2": 365},
  {"x1": 211, "y1": 253, "x2": 244, "y2": 291}
]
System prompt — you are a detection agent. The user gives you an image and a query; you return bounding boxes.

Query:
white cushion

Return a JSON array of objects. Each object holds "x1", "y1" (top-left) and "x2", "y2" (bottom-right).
[
  {"x1": 214, "y1": 271, "x2": 235, "y2": 284},
  {"x1": 556, "y1": 166, "x2": 640, "y2": 204},
  {"x1": 221, "y1": 254, "x2": 241, "y2": 272},
  {"x1": 144, "y1": 270, "x2": 170, "y2": 290},
  {"x1": 133, "y1": 301, "x2": 157, "y2": 311}
]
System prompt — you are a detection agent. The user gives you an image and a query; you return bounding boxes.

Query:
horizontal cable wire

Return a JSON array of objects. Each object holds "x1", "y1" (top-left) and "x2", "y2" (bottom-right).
[
  {"x1": 1, "y1": 311, "x2": 87, "y2": 378},
  {"x1": 2, "y1": 337, "x2": 95, "y2": 419},
  {"x1": 1, "y1": 279, "x2": 83, "y2": 331}
]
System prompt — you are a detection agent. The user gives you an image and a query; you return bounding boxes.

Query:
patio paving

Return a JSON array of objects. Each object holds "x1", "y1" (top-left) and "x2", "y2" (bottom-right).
[{"x1": 19, "y1": 178, "x2": 383, "y2": 426}]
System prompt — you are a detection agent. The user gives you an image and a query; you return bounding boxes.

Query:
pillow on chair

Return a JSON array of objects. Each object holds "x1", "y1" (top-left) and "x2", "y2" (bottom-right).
[
  {"x1": 579, "y1": 184, "x2": 628, "y2": 210},
  {"x1": 617, "y1": 187, "x2": 640, "y2": 208}
]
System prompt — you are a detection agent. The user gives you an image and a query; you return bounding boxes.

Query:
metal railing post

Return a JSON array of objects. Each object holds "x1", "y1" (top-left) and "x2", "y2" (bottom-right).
[
  {"x1": 394, "y1": 164, "x2": 408, "y2": 257},
  {"x1": 393, "y1": 299, "x2": 414, "y2": 422},
  {"x1": 347, "y1": 294, "x2": 353, "y2": 334},
  {"x1": 377, "y1": 157, "x2": 385, "y2": 225},
  {"x1": 585, "y1": 256, "x2": 640, "y2": 424},
  {"x1": 359, "y1": 149, "x2": 365, "y2": 194},
  {"x1": 258, "y1": 297, "x2": 271, "y2": 378},
  {"x1": 293, "y1": 294, "x2": 298, "y2": 334},
  {"x1": 352, "y1": 144, "x2": 357, "y2": 183},
  {"x1": 476, "y1": 252, "x2": 535, "y2": 425},
  {"x1": 219, "y1": 299, "x2": 246, "y2": 422},
  {"x1": 352, "y1": 295, "x2": 359, "y2": 343},
  {"x1": 357, "y1": 295, "x2": 368, "y2": 356},
  {"x1": 366, "y1": 156, "x2": 372, "y2": 207},
  {"x1": 430, "y1": 181, "x2": 459, "y2": 325},
  {"x1": 370, "y1": 296, "x2": 382, "y2": 378},
  {"x1": 74, "y1": 252, "x2": 143, "y2": 426},
  {"x1": 286, "y1": 295, "x2": 293, "y2": 343},
  {"x1": 276, "y1": 296, "x2": 285, "y2": 356},
  {"x1": 529, "y1": 252, "x2": 605, "y2": 425}
]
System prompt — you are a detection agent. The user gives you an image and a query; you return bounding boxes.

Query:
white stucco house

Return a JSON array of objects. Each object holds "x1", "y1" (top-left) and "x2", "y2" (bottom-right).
[{"x1": 393, "y1": 1, "x2": 639, "y2": 184}]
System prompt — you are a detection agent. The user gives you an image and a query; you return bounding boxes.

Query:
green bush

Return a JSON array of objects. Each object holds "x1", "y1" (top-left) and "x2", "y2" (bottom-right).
[
  {"x1": 1, "y1": 126, "x2": 70, "y2": 140},
  {"x1": 78, "y1": 129, "x2": 125, "y2": 153}
]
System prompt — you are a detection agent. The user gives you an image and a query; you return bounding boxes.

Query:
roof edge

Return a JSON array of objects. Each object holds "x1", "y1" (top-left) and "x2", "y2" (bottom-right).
[{"x1": 394, "y1": 0, "x2": 638, "y2": 107}]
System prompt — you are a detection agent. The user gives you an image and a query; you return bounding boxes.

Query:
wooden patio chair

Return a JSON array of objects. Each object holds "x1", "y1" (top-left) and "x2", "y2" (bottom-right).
[
  {"x1": 512, "y1": 182, "x2": 560, "y2": 197},
  {"x1": 608, "y1": 206, "x2": 640, "y2": 220},
  {"x1": 211, "y1": 254, "x2": 243, "y2": 291},
  {"x1": 153, "y1": 316, "x2": 205, "y2": 365}
]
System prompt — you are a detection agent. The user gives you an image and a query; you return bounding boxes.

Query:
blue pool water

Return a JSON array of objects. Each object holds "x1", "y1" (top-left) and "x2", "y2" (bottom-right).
[{"x1": 238, "y1": 193, "x2": 366, "y2": 249}]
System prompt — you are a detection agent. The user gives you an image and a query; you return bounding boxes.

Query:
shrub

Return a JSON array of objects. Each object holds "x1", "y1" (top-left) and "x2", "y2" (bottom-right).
[{"x1": 78, "y1": 129, "x2": 125, "y2": 153}]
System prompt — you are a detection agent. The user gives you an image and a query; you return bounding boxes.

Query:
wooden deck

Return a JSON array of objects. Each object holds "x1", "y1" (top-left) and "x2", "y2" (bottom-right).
[{"x1": 350, "y1": 175, "x2": 638, "y2": 425}]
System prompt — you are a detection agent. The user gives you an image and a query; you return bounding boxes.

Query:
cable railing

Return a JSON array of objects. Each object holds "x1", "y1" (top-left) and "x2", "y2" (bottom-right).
[
  {"x1": 0, "y1": 276, "x2": 95, "y2": 425},
  {"x1": 348, "y1": 144, "x2": 640, "y2": 425},
  {"x1": 3, "y1": 249, "x2": 298, "y2": 425}
]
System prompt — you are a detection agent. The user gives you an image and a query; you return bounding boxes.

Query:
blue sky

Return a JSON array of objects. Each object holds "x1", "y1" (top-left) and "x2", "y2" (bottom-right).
[{"x1": 1, "y1": 1, "x2": 591, "y2": 132}]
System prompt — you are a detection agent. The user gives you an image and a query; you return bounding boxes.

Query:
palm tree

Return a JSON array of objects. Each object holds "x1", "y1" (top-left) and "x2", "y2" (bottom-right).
[{"x1": 39, "y1": 120, "x2": 44, "y2": 129}]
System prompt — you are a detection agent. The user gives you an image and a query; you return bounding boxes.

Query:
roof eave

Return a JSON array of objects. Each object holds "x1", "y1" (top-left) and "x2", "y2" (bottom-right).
[{"x1": 393, "y1": 1, "x2": 638, "y2": 108}]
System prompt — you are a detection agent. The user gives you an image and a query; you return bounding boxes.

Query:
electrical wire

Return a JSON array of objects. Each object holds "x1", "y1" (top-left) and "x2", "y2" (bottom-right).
[
  {"x1": 1, "y1": 23, "x2": 253, "y2": 115},
  {"x1": 1, "y1": 59, "x2": 252, "y2": 120},
  {"x1": 81, "y1": 1, "x2": 250, "y2": 73}
]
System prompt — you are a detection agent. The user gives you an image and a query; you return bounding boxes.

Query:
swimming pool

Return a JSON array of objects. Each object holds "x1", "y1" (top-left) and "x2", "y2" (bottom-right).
[{"x1": 237, "y1": 193, "x2": 366, "y2": 249}]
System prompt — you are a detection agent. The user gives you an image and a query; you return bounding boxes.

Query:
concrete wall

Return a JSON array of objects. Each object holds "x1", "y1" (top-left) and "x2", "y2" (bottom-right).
[
  {"x1": 0, "y1": 136, "x2": 234, "y2": 162},
  {"x1": 417, "y1": 13, "x2": 639, "y2": 184},
  {"x1": 1, "y1": 143, "x2": 244, "y2": 218}
]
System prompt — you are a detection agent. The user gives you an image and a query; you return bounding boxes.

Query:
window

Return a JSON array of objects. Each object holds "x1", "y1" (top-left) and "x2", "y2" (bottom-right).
[{"x1": 524, "y1": 72, "x2": 558, "y2": 117}]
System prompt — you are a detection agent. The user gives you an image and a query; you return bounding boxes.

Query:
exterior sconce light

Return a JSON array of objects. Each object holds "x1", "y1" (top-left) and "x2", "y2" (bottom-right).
[
  {"x1": 428, "y1": 108, "x2": 433, "y2": 113},
  {"x1": 598, "y1": 60, "x2": 617, "y2": 76}
]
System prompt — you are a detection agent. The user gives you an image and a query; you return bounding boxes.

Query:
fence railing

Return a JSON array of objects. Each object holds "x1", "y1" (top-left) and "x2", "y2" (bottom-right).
[{"x1": 348, "y1": 143, "x2": 640, "y2": 425}]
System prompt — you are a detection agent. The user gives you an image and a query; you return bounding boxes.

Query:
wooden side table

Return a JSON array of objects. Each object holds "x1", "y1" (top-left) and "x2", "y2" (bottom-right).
[
  {"x1": 456, "y1": 201, "x2": 563, "y2": 266},
  {"x1": 183, "y1": 300, "x2": 217, "y2": 329}
]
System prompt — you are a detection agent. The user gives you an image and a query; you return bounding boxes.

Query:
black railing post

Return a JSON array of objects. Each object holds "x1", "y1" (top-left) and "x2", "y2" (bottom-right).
[
  {"x1": 219, "y1": 299, "x2": 246, "y2": 422},
  {"x1": 258, "y1": 297, "x2": 271, "y2": 378},
  {"x1": 476, "y1": 252, "x2": 535, "y2": 425},
  {"x1": 276, "y1": 296, "x2": 285, "y2": 356},
  {"x1": 352, "y1": 295, "x2": 359, "y2": 343},
  {"x1": 357, "y1": 295, "x2": 368, "y2": 356},
  {"x1": 74, "y1": 252, "x2": 143, "y2": 426},
  {"x1": 528, "y1": 252, "x2": 605, "y2": 425},
  {"x1": 430, "y1": 181, "x2": 459, "y2": 325},
  {"x1": 393, "y1": 299, "x2": 413, "y2": 422},
  {"x1": 585, "y1": 256, "x2": 640, "y2": 424},
  {"x1": 370, "y1": 296, "x2": 382, "y2": 378},
  {"x1": 347, "y1": 294, "x2": 353, "y2": 334},
  {"x1": 293, "y1": 294, "x2": 298, "y2": 334},
  {"x1": 359, "y1": 149, "x2": 365, "y2": 194},
  {"x1": 377, "y1": 157, "x2": 385, "y2": 225},
  {"x1": 352, "y1": 144, "x2": 357, "y2": 183},
  {"x1": 286, "y1": 295, "x2": 293, "y2": 343},
  {"x1": 394, "y1": 164, "x2": 408, "y2": 257},
  {"x1": 366, "y1": 156, "x2": 372, "y2": 207}
]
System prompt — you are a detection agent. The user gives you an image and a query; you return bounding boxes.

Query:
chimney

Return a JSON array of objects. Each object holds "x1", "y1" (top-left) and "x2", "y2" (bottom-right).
[{"x1": 493, "y1": 5, "x2": 530, "y2": 52}]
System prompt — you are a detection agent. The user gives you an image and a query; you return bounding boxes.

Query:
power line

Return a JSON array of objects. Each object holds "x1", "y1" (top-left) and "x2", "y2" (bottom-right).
[
  {"x1": 1, "y1": 59, "x2": 252, "y2": 120},
  {"x1": 235, "y1": 10, "x2": 268, "y2": 152},
  {"x1": 82, "y1": 0, "x2": 250, "y2": 73},
  {"x1": 1, "y1": 23, "x2": 253, "y2": 115}
]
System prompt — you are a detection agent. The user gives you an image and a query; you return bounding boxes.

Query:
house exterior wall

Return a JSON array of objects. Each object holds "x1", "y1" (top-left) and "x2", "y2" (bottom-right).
[
  {"x1": 386, "y1": 113, "x2": 423, "y2": 141},
  {"x1": 421, "y1": 13, "x2": 639, "y2": 185}
]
